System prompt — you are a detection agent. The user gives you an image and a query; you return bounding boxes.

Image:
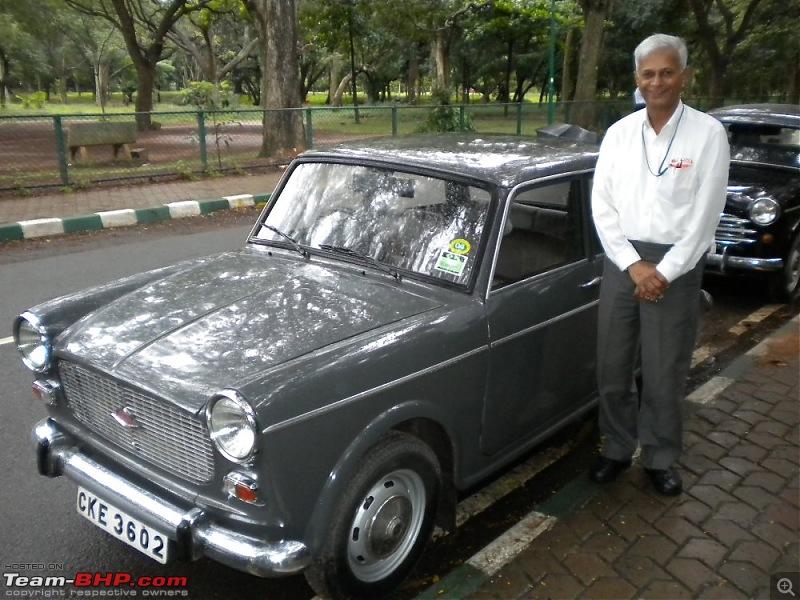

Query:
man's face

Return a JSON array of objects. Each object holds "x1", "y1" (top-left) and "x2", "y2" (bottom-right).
[{"x1": 634, "y1": 49, "x2": 688, "y2": 113}]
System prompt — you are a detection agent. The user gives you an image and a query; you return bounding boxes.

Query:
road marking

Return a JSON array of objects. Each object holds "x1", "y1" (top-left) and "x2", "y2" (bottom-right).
[
  {"x1": 0, "y1": 336, "x2": 14, "y2": 346},
  {"x1": 467, "y1": 511, "x2": 556, "y2": 575},
  {"x1": 690, "y1": 303, "x2": 783, "y2": 368}
]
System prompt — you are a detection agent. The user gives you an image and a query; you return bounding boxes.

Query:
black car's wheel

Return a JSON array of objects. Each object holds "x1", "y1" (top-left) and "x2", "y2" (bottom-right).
[
  {"x1": 768, "y1": 233, "x2": 800, "y2": 303},
  {"x1": 305, "y1": 432, "x2": 441, "y2": 600}
]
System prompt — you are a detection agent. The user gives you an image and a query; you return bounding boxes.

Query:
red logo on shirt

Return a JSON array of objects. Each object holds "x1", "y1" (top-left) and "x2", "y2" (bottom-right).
[{"x1": 670, "y1": 158, "x2": 694, "y2": 169}]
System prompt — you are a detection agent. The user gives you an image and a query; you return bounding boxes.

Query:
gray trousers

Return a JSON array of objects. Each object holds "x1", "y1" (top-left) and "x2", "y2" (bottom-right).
[{"x1": 597, "y1": 240, "x2": 704, "y2": 470}]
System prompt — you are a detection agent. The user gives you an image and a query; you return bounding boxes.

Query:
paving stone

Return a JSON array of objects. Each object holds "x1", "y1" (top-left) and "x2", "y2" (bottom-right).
[
  {"x1": 639, "y1": 579, "x2": 693, "y2": 599},
  {"x1": 579, "y1": 531, "x2": 629, "y2": 563},
  {"x1": 734, "y1": 483, "x2": 788, "y2": 511},
  {"x1": 717, "y1": 560, "x2": 763, "y2": 597},
  {"x1": 563, "y1": 551, "x2": 615, "y2": 586},
  {"x1": 582, "y1": 576, "x2": 638, "y2": 599},
  {"x1": 522, "y1": 572, "x2": 584, "y2": 599},
  {"x1": 695, "y1": 467, "x2": 743, "y2": 490},
  {"x1": 727, "y1": 539, "x2": 781, "y2": 572},
  {"x1": 702, "y1": 518, "x2": 756, "y2": 546},
  {"x1": 612, "y1": 555, "x2": 669, "y2": 589},
  {"x1": 726, "y1": 443, "x2": 768, "y2": 463},
  {"x1": 679, "y1": 453, "x2": 723, "y2": 476},
  {"x1": 760, "y1": 502, "x2": 800, "y2": 531},
  {"x1": 472, "y1": 562, "x2": 537, "y2": 599},
  {"x1": 677, "y1": 537, "x2": 727, "y2": 569},
  {"x1": 713, "y1": 500, "x2": 760, "y2": 522},
  {"x1": 717, "y1": 456, "x2": 761, "y2": 478},
  {"x1": 695, "y1": 581, "x2": 749, "y2": 599},
  {"x1": 672, "y1": 498, "x2": 713, "y2": 524},
  {"x1": 564, "y1": 508, "x2": 607, "y2": 543},
  {"x1": 707, "y1": 430, "x2": 745, "y2": 449},
  {"x1": 629, "y1": 535, "x2": 679, "y2": 566},
  {"x1": 687, "y1": 484, "x2": 738, "y2": 510},
  {"x1": 750, "y1": 520, "x2": 797, "y2": 551},
  {"x1": 652, "y1": 516, "x2": 706, "y2": 546},
  {"x1": 742, "y1": 470, "x2": 788, "y2": 493},
  {"x1": 665, "y1": 557, "x2": 724, "y2": 593}
]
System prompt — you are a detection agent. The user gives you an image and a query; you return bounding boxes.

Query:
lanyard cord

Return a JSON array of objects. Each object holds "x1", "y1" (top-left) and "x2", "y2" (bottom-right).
[{"x1": 641, "y1": 105, "x2": 685, "y2": 177}]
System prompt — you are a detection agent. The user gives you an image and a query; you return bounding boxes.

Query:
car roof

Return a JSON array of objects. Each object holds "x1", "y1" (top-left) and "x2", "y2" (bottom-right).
[
  {"x1": 300, "y1": 133, "x2": 598, "y2": 188},
  {"x1": 709, "y1": 104, "x2": 800, "y2": 129}
]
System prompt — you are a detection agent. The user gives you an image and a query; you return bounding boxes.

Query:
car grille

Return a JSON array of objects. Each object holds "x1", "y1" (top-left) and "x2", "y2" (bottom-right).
[
  {"x1": 60, "y1": 362, "x2": 214, "y2": 484},
  {"x1": 715, "y1": 212, "x2": 757, "y2": 246}
]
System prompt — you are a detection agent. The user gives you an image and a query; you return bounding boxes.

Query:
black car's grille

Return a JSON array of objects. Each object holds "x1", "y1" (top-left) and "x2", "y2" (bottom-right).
[
  {"x1": 715, "y1": 212, "x2": 757, "y2": 246},
  {"x1": 60, "y1": 362, "x2": 214, "y2": 484}
]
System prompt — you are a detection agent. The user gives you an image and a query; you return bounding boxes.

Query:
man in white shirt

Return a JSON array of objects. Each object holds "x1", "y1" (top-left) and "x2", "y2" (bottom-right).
[{"x1": 589, "y1": 34, "x2": 730, "y2": 495}]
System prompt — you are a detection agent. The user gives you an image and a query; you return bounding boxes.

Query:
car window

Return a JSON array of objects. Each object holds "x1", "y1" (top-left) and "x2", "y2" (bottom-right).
[
  {"x1": 492, "y1": 178, "x2": 584, "y2": 289},
  {"x1": 254, "y1": 162, "x2": 492, "y2": 286},
  {"x1": 724, "y1": 122, "x2": 800, "y2": 167}
]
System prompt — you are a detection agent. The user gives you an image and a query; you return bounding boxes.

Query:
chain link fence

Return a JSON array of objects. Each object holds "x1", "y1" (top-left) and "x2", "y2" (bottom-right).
[{"x1": 0, "y1": 97, "x2": 761, "y2": 195}]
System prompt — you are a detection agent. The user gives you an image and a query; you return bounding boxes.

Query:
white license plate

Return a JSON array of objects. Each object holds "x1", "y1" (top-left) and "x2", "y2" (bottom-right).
[{"x1": 77, "y1": 487, "x2": 170, "y2": 564}]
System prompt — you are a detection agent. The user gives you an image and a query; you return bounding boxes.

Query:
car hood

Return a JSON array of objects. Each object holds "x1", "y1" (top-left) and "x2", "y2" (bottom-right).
[{"x1": 58, "y1": 248, "x2": 441, "y2": 412}]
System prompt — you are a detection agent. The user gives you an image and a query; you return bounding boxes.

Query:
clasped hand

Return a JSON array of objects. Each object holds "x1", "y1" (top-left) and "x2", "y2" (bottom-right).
[{"x1": 627, "y1": 261, "x2": 669, "y2": 303}]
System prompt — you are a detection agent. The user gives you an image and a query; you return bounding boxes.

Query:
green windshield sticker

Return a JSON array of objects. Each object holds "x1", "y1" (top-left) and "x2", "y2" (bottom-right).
[
  {"x1": 435, "y1": 251, "x2": 467, "y2": 276},
  {"x1": 449, "y1": 238, "x2": 471, "y2": 255}
]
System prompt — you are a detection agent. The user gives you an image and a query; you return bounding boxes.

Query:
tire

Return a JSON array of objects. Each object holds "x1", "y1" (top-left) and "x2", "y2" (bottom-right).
[
  {"x1": 768, "y1": 233, "x2": 800, "y2": 303},
  {"x1": 304, "y1": 432, "x2": 441, "y2": 600}
]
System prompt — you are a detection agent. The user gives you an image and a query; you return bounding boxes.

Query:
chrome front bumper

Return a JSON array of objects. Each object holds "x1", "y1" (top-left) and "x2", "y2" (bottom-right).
[
  {"x1": 33, "y1": 418, "x2": 310, "y2": 577},
  {"x1": 706, "y1": 248, "x2": 783, "y2": 273}
]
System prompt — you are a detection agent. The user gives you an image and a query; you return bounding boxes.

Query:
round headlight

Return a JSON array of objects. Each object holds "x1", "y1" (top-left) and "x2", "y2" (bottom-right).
[
  {"x1": 749, "y1": 197, "x2": 779, "y2": 226},
  {"x1": 14, "y1": 312, "x2": 52, "y2": 372},
  {"x1": 207, "y1": 390, "x2": 257, "y2": 462}
]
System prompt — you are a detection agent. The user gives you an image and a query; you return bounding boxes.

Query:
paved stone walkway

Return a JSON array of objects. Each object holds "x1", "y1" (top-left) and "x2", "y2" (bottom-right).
[{"x1": 463, "y1": 316, "x2": 799, "y2": 600}]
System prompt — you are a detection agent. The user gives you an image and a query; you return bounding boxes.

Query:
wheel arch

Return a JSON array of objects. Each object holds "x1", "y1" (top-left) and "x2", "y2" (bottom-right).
[{"x1": 303, "y1": 404, "x2": 457, "y2": 555}]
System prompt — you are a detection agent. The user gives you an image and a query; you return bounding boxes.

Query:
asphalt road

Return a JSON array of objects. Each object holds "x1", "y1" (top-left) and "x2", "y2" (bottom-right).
[{"x1": 0, "y1": 211, "x2": 792, "y2": 599}]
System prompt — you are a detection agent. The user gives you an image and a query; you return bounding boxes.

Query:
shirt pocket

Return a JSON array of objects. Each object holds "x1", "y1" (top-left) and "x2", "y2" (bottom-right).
[{"x1": 657, "y1": 165, "x2": 695, "y2": 204}]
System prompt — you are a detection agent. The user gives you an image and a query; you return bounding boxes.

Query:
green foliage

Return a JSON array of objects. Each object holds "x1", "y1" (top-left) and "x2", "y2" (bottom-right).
[
  {"x1": 181, "y1": 81, "x2": 233, "y2": 110},
  {"x1": 416, "y1": 91, "x2": 474, "y2": 133},
  {"x1": 15, "y1": 92, "x2": 47, "y2": 109}
]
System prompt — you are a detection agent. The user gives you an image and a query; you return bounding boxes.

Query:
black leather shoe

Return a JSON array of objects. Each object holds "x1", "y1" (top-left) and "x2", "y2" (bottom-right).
[
  {"x1": 589, "y1": 456, "x2": 632, "y2": 483},
  {"x1": 645, "y1": 467, "x2": 683, "y2": 496}
]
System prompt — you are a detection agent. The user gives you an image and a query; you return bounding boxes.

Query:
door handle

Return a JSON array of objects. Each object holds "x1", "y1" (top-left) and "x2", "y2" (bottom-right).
[{"x1": 580, "y1": 276, "x2": 602, "y2": 289}]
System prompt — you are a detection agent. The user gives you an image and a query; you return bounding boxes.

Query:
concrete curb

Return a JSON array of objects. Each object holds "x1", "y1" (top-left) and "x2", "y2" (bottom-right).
[{"x1": 0, "y1": 192, "x2": 271, "y2": 243}]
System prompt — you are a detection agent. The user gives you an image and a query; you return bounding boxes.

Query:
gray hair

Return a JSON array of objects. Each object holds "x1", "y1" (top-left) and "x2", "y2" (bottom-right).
[{"x1": 634, "y1": 34, "x2": 688, "y2": 71}]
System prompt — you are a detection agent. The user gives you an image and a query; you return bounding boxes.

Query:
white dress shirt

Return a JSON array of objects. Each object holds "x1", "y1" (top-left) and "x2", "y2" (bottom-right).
[{"x1": 591, "y1": 101, "x2": 730, "y2": 282}]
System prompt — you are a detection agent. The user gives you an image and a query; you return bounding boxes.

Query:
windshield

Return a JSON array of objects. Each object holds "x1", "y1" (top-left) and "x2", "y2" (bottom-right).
[
  {"x1": 254, "y1": 162, "x2": 493, "y2": 286},
  {"x1": 725, "y1": 122, "x2": 800, "y2": 169}
]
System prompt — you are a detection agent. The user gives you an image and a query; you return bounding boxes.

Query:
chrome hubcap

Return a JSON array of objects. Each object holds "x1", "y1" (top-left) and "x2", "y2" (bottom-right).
[{"x1": 347, "y1": 469, "x2": 426, "y2": 582}]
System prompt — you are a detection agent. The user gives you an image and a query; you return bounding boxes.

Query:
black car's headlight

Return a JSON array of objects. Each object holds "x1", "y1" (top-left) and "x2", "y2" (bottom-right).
[
  {"x1": 14, "y1": 311, "x2": 52, "y2": 373},
  {"x1": 749, "y1": 197, "x2": 779, "y2": 226},
  {"x1": 207, "y1": 390, "x2": 258, "y2": 463}
]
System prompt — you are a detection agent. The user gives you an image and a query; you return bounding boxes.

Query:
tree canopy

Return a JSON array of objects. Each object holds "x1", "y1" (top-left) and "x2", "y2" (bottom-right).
[{"x1": 1, "y1": 0, "x2": 796, "y2": 128}]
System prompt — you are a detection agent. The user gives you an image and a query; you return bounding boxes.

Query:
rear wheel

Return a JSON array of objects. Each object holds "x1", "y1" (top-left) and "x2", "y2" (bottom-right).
[
  {"x1": 768, "y1": 233, "x2": 800, "y2": 303},
  {"x1": 305, "y1": 432, "x2": 441, "y2": 600}
]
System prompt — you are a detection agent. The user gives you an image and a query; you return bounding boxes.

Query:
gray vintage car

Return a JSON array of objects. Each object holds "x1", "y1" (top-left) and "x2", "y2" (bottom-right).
[{"x1": 14, "y1": 133, "x2": 602, "y2": 599}]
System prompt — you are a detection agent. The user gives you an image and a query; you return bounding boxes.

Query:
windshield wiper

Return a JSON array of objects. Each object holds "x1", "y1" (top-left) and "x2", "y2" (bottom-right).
[
  {"x1": 318, "y1": 244, "x2": 402, "y2": 280},
  {"x1": 261, "y1": 224, "x2": 308, "y2": 257}
]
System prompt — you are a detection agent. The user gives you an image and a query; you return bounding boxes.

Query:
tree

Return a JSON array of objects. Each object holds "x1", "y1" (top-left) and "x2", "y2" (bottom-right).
[
  {"x1": 243, "y1": 0, "x2": 306, "y2": 158},
  {"x1": 686, "y1": 0, "x2": 765, "y2": 105},
  {"x1": 64, "y1": 0, "x2": 213, "y2": 130},
  {"x1": 571, "y1": 0, "x2": 615, "y2": 129}
]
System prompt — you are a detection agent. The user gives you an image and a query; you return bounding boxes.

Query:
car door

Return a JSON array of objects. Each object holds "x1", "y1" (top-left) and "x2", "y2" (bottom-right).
[{"x1": 481, "y1": 173, "x2": 603, "y2": 456}]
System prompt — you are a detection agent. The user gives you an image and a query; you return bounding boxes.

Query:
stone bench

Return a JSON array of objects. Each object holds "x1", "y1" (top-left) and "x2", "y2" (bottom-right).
[{"x1": 66, "y1": 121, "x2": 138, "y2": 162}]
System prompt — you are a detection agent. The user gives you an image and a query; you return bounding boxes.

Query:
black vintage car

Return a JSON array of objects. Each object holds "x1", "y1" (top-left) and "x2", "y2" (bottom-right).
[{"x1": 706, "y1": 104, "x2": 800, "y2": 302}]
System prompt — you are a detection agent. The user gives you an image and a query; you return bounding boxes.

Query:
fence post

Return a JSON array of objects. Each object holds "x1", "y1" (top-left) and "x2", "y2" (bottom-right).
[
  {"x1": 196, "y1": 110, "x2": 208, "y2": 171},
  {"x1": 516, "y1": 102, "x2": 523, "y2": 135},
  {"x1": 53, "y1": 116, "x2": 70, "y2": 186},
  {"x1": 305, "y1": 108, "x2": 314, "y2": 148},
  {"x1": 459, "y1": 106, "x2": 466, "y2": 132},
  {"x1": 391, "y1": 106, "x2": 398, "y2": 136}
]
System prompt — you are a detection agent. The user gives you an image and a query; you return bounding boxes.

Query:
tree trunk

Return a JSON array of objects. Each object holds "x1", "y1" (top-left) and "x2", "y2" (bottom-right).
[
  {"x1": 561, "y1": 27, "x2": 577, "y2": 101},
  {"x1": 572, "y1": 0, "x2": 614, "y2": 130},
  {"x1": 432, "y1": 30, "x2": 451, "y2": 95},
  {"x1": 248, "y1": 0, "x2": 305, "y2": 158}
]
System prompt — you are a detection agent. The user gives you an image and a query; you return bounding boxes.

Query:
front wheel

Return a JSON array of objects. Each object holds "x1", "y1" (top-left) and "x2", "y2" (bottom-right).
[
  {"x1": 305, "y1": 432, "x2": 441, "y2": 600},
  {"x1": 768, "y1": 233, "x2": 800, "y2": 303}
]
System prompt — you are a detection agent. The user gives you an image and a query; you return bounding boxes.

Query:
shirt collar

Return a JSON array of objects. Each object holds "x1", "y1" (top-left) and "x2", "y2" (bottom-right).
[{"x1": 642, "y1": 100, "x2": 685, "y2": 134}]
